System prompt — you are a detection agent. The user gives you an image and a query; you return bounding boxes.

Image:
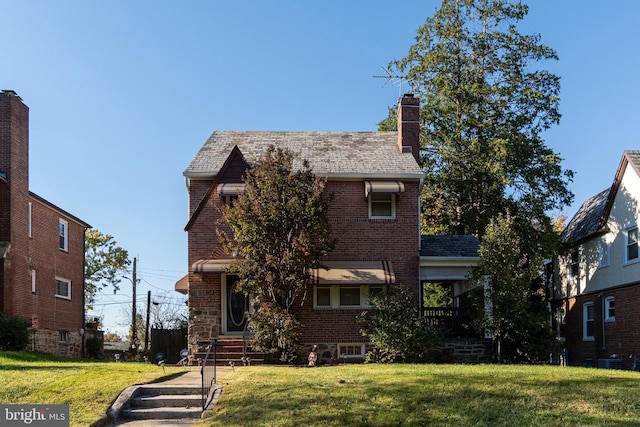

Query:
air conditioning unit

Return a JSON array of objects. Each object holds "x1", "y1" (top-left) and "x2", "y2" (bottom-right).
[{"x1": 598, "y1": 358, "x2": 623, "y2": 369}]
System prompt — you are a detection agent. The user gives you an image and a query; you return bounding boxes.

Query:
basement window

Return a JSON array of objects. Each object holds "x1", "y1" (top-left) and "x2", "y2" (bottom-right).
[
  {"x1": 59, "y1": 331, "x2": 69, "y2": 343},
  {"x1": 338, "y1": 343, "x2": 365, "y2": 360}
]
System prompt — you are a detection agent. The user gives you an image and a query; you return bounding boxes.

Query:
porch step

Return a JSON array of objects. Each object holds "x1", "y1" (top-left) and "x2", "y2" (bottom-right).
[
  {"x1": 194, "y1": 338, "x2": 266, "y2": 366},
  {"x1": 108, "y1": 384, "x2": 203, "y2": 422}
]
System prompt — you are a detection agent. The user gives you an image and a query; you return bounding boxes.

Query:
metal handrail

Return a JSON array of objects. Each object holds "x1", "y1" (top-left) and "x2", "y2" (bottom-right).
[{"x1": 200, "y1": 338, "x2": 217, "y2": 411}]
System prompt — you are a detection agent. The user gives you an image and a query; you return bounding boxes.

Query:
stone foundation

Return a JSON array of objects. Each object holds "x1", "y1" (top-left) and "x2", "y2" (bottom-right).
[
  {"x1": 437, "y1": 338, "x2": 493, "y2": 363},
  {"x1": 29, "y1": 329, "x2": 83, "y2": 357}
]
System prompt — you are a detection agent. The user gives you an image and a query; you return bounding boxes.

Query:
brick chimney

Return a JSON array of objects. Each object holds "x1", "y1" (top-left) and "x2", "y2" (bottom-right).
[{"x1": 397, "y1": 93, "x2": 420, "y2": 163}]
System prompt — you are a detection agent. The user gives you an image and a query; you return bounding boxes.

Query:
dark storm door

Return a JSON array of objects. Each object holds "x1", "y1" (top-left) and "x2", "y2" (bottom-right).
[{"x1": 225, "y1": 275, "x2": 249, "y2": 333}]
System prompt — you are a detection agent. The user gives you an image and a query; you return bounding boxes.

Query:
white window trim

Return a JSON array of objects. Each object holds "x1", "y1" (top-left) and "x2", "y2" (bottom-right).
[
  {"x1": 624, "y1": 225, "x2": 639, "y2": 265},
  {"x1": 31, "y1": 269, "x2": 36, "y2": 293},
  {"x1": 368, "y1": 194, "x2": 396, "y2": 220},
  {"x1": 338, "y1": 343, "x2": 365, "y2": 359},
  {"x1": 605, "y1": 296, "x2": 615, "y2": 322},
  {"x1": 313, "y1": 285, "x2": 384, "y2": 309},
  {"x1": 59, "y1": 331, "x2": 69, "y2": 343},
  {"x1": 55, "y1": 276, "x2": 72, "y2": 300},
  {"x1": 583, "y1": 302, "x2": 595, "y2": 341},
  {"x1": 59, "y1": 219, "x2": 69, "y2": 252},
  {"x1": 28, "y1": 202, "x2": 32, "y2": 238}
]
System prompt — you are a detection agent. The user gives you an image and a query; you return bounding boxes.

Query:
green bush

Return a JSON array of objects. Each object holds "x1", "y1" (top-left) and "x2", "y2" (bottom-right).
[
  {"x1": 358, "y1": 285, "x2": 442, "y2": 363},
  {"x1": 0, "y1": 312, "x2": 31, "y2": 351}
]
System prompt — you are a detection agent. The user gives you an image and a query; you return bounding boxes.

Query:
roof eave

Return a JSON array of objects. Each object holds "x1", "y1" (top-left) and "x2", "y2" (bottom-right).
[
  {"x1": 420, "y1": 256, "x2": 480, "y2": 267},
  {"x1": 184, "y1": 171, "x2": 425, "y2": 181}
]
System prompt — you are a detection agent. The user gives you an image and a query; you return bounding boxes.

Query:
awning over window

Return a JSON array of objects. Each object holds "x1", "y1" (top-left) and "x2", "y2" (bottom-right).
[
  {"x1": 192, "y1": 259, "x2": 233, "y2": 274},
  {"x1": 312, "y1": 261, "x2": 395, "y2": 285},
  {"x1": 364, "y1": 181, "x2": 405, "y2": 197},
  {"x1": 217, "y1": 183, "x2": 245, "y2": 197},
  {"x1": 174, "y1": 274, "x2": 188, "y2": 294}
]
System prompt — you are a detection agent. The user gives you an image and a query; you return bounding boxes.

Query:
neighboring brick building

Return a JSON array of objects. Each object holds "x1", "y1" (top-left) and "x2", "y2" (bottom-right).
[
  {"x1": 181, "y1": 95, "x2": 424, "y2": 363},
  {"x1": 0, "y1": 90, "x2": 90, "y2": 357},
  {"x1": 552, "y1": 151, "x2": 640, "y2": 368}
]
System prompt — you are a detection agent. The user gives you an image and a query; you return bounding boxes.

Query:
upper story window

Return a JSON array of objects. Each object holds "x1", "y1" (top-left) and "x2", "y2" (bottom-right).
[
  {"x1": 59, "y1": 219, "x2": 68, "y2": 251},
  {"x1": 583, "y1": 302, "x2": 594, "y2": 341},
  {"x1": 569, "y1": 249, "x2": 579, "y2": 278},
  {"x1": 28, "y1": 202, "x2": 32, "y2": 238},
  {"x1": 55, "y1": 277, "x2": 71, "y2": 299},
  {"x1": 365, "y1": 181, "x2": 404, "y2": 220},
  {"x1": 369, "y1": 193, "x2": 395, "y2": 219},
  {"x1": 217, "y1": 183, "x2": 245, "y2": 207},
  {"x1": 605, "y1": 296, "x2": 615, "y2": 322},
  {"x1": 625, "y1": 226, "x2": 639, "y2": 263},
  {"x1": 598, "y1": 238, "x2": 610, "y2": 268}
]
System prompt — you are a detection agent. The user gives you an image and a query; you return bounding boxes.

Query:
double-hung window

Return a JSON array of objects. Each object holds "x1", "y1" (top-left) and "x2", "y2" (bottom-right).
[
  {"x1": 605, "y1": 297, "x2": 615, "y2": 322},
  {"x1": 598, "y1": 238, "x2": 610, "y2": 268},
  {"x1": 59, "y1": 219, "x2": 68, "y2": 251},
  {"x1": 369, "y1": 193, "x2": 395, "y2": 219},
  {"x1": 626, "y1": 226, "x2": 639, "y2": 263},
  {"x1": 569, "y1": 249, "x2": 579, "y2": 278},
  {"x1": 365, "y1": 181, "x2": 404, "y2": 220},
  {"x1": 314, "y1": 285, "x2": 385, "y2": 309},
  {"x1": 583, "y1": 302, "x2": 595, "y2": 341},
  {"x1": 55, "y1": 277, "x2": 71, "y2": 299}
]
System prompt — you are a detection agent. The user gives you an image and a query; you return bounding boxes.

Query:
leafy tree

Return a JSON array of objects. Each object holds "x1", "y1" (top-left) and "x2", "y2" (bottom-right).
[
  {"x1": 471, "y1": 213, "x2": 557, "y2": 362},
  {"x1": 219, "y1": 146, "x2": 335, "y2": 363},
  {"x1": 381, "y1": 0, "x2": 573, "y2": 237},
  {"x1": 358, "y1": 285, "x2": 442, "y2": 363},
  {"x1": 84, "y1": 229, "x2": 130, "y2": 310}
]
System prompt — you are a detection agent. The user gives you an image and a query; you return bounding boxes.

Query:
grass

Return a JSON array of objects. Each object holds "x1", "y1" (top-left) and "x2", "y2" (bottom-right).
[
  {"x1": 196, "y1": 364, "x2": 640, "y2": 427},
  {"x1": 0, "y1": 351, "x2": 184, "y2": 427}
]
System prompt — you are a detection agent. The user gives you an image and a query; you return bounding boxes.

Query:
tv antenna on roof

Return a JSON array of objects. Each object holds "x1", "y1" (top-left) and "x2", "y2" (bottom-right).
[{"x1": 373, "y1": 66, "x2": 407, "y2": 98}]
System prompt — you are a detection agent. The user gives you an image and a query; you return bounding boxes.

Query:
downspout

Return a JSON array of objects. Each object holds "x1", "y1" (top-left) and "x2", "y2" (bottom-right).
[{"x1": 599, "y1": 292, "x2": 606, "y2": 352}]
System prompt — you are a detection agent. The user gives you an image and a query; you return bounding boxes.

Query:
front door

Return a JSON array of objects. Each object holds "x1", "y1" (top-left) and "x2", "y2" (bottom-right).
[{"x1": 224, "y1": 275, "x2": 249, "y2": 333}]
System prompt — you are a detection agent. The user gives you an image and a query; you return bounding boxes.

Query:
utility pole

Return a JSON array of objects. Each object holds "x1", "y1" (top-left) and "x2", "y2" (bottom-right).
[
  {"x1": 145, "y1": 290, "x2": 151, "y2": 352},
  {"x1": 130, "y1": 257, "x2": 137, "y2": 357}
]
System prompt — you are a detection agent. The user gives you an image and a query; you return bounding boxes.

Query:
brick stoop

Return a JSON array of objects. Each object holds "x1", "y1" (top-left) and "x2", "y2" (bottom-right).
[{"x1": 193, "y1": 337, "x2": 266, "y2": 366}]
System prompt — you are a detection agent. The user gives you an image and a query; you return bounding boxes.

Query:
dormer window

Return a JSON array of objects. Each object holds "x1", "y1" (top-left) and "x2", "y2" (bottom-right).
[{"x1": 365, "y1": 181, "x2": 404, "y2": 220}]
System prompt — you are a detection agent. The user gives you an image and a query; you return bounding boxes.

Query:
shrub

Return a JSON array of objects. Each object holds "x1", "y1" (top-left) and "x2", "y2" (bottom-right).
[
  {"x1": 358, "y1": 285, "x2": 442, "y2": 363},
  {"x1": 85, "y1": 337, "x2": 102, "y2": 359},
  {"x1": 0, "y1": 312, "x2": 31, "y2": 351}
]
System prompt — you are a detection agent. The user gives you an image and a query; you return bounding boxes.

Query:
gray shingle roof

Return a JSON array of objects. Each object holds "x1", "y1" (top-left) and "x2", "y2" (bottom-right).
[
  {"x1": 561, "y1": 188, "x2": 610, "y2": 243},
  {"x1": 420, "y1": 235, "x2": 480, "y2": 258},
  {"x1": 184, "y1": 131, "x2": 423, "y2": 179},
  {"x1": 625, "y1": 150, "x2": 640, "y2": 165}
]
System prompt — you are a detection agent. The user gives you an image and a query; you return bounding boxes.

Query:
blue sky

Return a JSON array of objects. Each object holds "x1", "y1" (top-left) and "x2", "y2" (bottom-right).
[{"x1": 2, "y1": 1, "x2": 639, "y2": 336}]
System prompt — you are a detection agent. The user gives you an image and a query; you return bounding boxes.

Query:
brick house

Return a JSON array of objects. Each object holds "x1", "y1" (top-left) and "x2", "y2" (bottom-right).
[
  {"x1": 0, "y1": 90, "x2": 91, "y2": 357},
  {"x1": 181, "y1": 95, "x2": 425, "y2": 363},
  {"x1": 551, "y1": 151, "x2": 640, "y2": 368}
]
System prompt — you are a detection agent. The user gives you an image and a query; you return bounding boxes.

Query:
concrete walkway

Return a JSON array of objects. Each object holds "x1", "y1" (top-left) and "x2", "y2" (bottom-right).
[{"x1": 100, "y1": 367, "x2": 232, "y2": 427}]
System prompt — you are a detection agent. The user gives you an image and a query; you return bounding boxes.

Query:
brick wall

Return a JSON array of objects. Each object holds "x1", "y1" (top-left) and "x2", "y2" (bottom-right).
[
  {"x1": 187, "y1": 174, "x2": 421, "y2": 353},
  {"x1": 0, "y1": 91, "x2": 86, "y2": 357},
  {"x1": 560, "y1": 285, "x2": 640, "y2": 369}
]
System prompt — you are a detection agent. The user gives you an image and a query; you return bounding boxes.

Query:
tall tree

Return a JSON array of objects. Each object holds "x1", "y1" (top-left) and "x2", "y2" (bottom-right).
[
  {"x1": 381, "y1": 0, "x2": 573, "y2": 237},
  {"x1": 471, "y1": 213, "x2": 557, "y2": 362},
  {"x1": 219, "y1": 146, "x2": 335, "y2": 362},
  {"x1": 84, "y1": 228, "x2": 130, "y2": 310}
]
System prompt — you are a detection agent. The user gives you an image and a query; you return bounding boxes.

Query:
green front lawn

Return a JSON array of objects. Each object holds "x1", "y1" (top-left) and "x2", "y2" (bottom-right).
[
  {"x1": 196, "y1": 364, "x2": 640, "y2": 427},
  {"x1": 0, "y1": 351, "x2": 183, "y2": 427}
]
